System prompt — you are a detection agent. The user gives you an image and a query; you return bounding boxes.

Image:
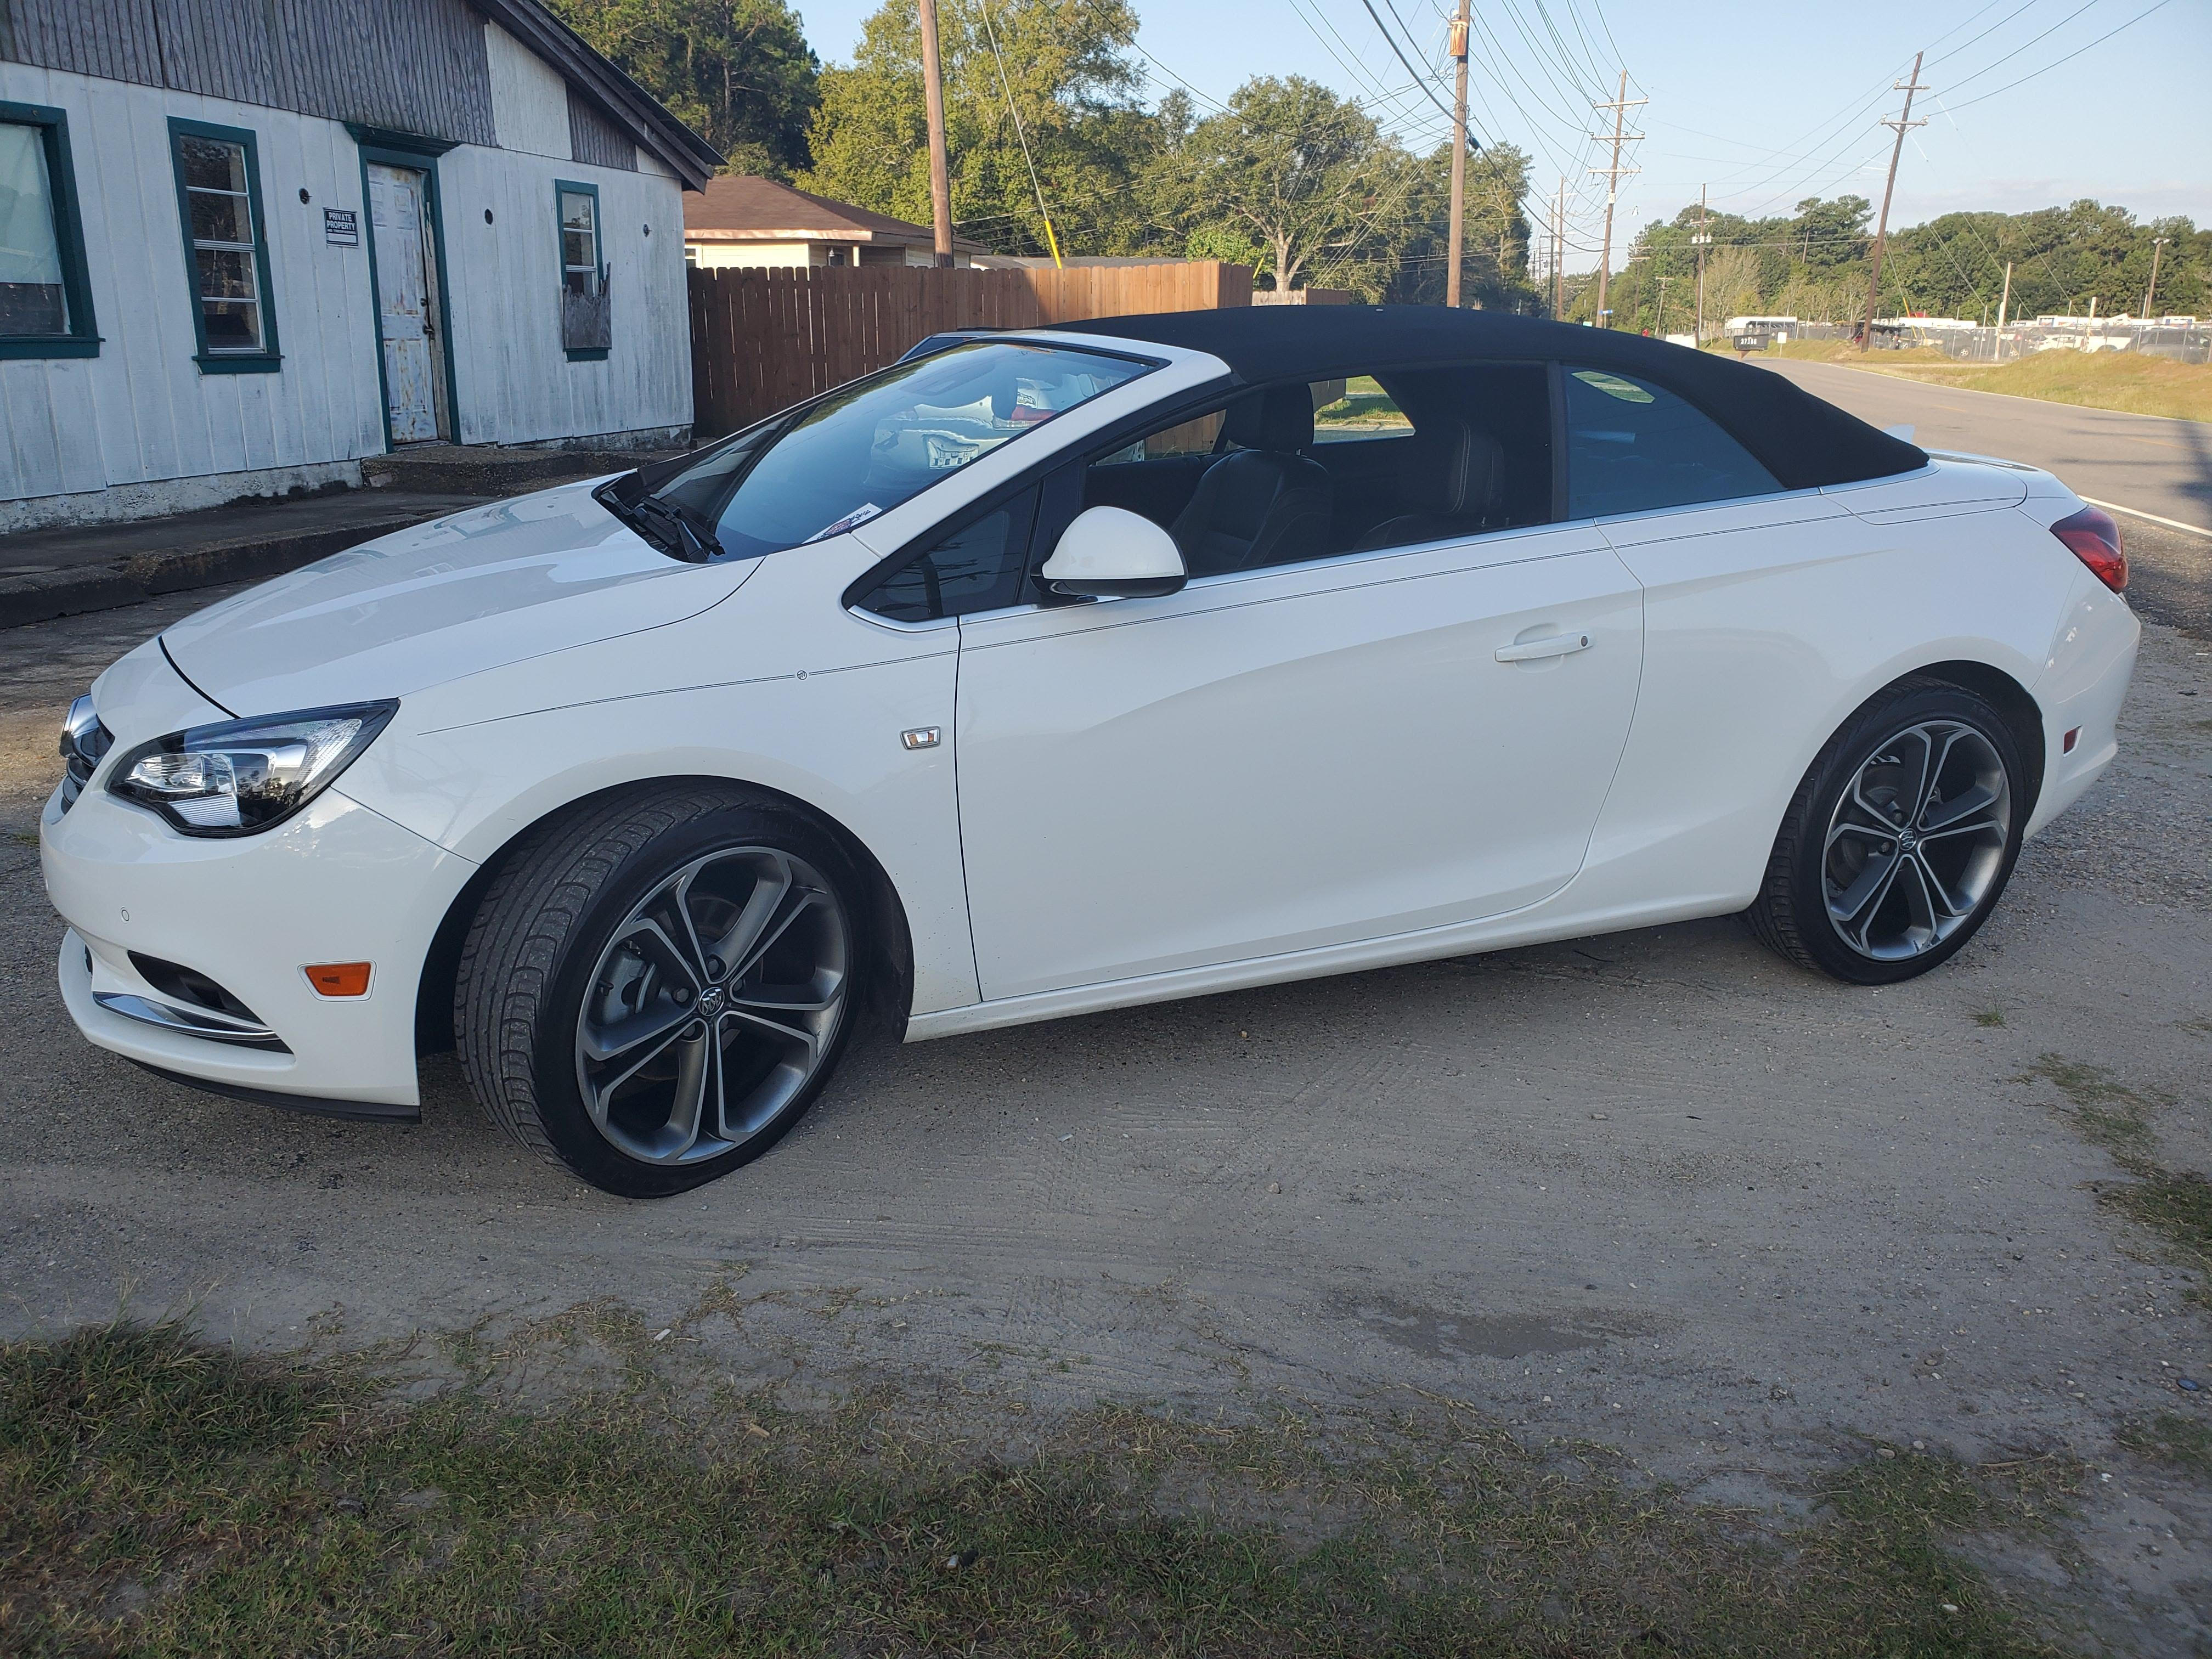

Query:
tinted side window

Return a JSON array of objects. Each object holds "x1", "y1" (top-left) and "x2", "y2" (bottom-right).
[
  {"x1": 1564, "y1": 368, "x2": 1779, "y2": 520},
  {"x1": 855, "y1": 488, "x2": 1038, "y2": 622},
  {"x1": 1310, "y1": 376, "x2": 1413, "y2": 443}
]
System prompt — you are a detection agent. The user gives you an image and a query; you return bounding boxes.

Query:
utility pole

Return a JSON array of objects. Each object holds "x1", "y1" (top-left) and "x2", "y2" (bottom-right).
[
  {"x1": 1995, "y1": 258, "x2": 2012, "y2": 330},
  {"x1": 1553, "y1": 178, "x2": 1567, "y2": 319},
  {"x1": 1444, "y1": 0, "x2": 1471, "y2": 307},
  {"x1": 1557, "y1": 179, "x2": 1575, "y2": 320},
  {"x1": 917, "y1": 0, "x2": 955, "y2": 267},
  {"x1": 1654, "y1": 272, "x2": 1673, "y2": 337},
  {"x1": 1696, "y1": 193, "x2": 1712, "y2": 335},
  {"x1": 1589, "y1": 71, "x2": 1644, "y2": 329},
  {"x1": 1857, "y1": 50, "x2": 1926, "y2": 353},
  {"x1": 2143, "y1": 236, "x2": 2170, "y2": 319}
]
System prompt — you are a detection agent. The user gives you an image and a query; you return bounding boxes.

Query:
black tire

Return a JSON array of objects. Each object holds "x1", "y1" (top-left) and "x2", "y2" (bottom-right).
[
  {"x1": 1747, "y1": 678, "x2": 2027, "y2": 985},
  {"x1": 453, "y1": 784, "x2": 867, "y2": 1197}
]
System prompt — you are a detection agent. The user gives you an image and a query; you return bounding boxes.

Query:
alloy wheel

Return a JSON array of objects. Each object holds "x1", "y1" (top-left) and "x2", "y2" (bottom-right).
[
  {"x1": 572, "y1": 846, "x2": 849, "y2": 1165},
  {"x1": 1822, "y1": 720, "x2": 2012, "y2": 962}
]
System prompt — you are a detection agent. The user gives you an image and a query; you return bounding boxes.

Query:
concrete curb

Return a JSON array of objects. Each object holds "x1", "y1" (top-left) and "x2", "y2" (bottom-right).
[{"x1": 0, "y1": 512, "x2": 447, "y2": 630}]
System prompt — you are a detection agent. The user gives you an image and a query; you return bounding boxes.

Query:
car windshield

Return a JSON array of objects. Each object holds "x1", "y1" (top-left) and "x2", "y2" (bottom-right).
[{"x1": 647, "y1": 340, "x2": 1152, "y2": 560}]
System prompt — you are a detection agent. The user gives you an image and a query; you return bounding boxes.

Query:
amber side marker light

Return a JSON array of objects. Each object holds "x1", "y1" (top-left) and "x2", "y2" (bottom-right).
[{"x1": 304, "y1": 962, "x2": 373, "y2": 997}]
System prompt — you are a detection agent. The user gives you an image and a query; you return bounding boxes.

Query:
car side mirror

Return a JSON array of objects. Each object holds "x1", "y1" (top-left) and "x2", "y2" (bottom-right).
[{"x1": 1037, "y1": 506, "x2": 1187, "y2": 599}]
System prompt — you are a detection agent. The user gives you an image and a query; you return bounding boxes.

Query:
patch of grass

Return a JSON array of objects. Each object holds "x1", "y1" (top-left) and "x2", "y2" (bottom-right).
[
  {"x1": 2118, "y1": 1412, "x2": 2212, "y2": 1477},
  {"x1": 2017, "y1": 1054, "x2": 2159, "y2": 1159},
  {"x1": 2104, "y1": 1171, "x2": 2212, "y2": 1276},
  {"x1": 2021, "y1": 1056, "x2": 2212, "y2": 1295},
  {"x1": 1766, "y1": 339, "x2": 2212, "y2": 423},
  {"x1": 0, "y1": 1322, "x2": 2090, "y2": 1658},
  {"x1": 1974, "y1": 1008, "x2": 2008, "y2": 1029}
]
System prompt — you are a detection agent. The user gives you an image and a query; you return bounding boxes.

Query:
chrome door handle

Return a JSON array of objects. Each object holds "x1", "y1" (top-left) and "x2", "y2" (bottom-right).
[{"x1": 1495, "y1": 631, "x2": 1592, "y2": 663}]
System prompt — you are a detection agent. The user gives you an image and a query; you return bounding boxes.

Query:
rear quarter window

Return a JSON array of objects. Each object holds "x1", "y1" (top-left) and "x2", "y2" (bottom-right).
[{"x1": 1564, "y1": 366, "x2": 1779, "y2": 520}]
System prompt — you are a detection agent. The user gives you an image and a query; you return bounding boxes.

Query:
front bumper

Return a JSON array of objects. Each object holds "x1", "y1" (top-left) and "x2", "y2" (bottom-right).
[{"x1": 41, "y1": 778, "x2": 478, "y2": 1108}]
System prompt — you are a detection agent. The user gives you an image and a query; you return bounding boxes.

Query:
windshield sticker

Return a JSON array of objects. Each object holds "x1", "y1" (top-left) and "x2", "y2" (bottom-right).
[{"x1": 805, "y1": 503, "x2": 883, "y2": 544}]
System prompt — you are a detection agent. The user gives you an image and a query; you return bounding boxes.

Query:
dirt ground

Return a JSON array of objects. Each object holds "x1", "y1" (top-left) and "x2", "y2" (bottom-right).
[{"x1": 3, "y1": 572, "x2": 2209, "y2": 1649}]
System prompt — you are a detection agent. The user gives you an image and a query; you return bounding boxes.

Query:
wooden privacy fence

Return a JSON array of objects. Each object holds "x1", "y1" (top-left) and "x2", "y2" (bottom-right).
[{"x1": 686, "y1": 261, "x2": 1253, "y2": 438}]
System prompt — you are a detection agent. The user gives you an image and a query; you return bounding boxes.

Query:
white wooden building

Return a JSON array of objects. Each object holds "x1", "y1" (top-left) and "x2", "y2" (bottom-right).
[{"x1": 0, "y1": 0, "x2": 720, "y2": 531}]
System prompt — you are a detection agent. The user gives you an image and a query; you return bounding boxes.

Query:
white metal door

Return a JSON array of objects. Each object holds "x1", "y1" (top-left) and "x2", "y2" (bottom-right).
[
  {"x1": 368, "y1": 162, "x2": 442, "y2": 443},
  {"x1": 954, "y1": 527, "x2": 1646, "y2": 1001}
]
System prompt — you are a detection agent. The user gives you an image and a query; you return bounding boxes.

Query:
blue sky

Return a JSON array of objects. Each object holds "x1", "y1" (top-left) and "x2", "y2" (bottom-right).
[{"x1": 788, "y1": 0, "x2": 2210, "y2": 272}]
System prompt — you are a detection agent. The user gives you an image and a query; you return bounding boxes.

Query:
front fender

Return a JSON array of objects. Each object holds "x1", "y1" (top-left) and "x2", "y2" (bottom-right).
[{"x1": 340, "y1": 546, "x2": 977, "y2": 1015}]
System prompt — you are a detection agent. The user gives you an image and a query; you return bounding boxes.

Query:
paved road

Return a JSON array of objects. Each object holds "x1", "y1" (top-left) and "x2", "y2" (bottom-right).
[
  {"x1": 3, "y1": 582, "x2": 2210, "y2": 1643},
  {"x1": 1764, "y1": 358, "x2": 2212, "y2": 532},
  {"x1": 1767, "y1": 358, "x2": 2212, "y2": 640}
]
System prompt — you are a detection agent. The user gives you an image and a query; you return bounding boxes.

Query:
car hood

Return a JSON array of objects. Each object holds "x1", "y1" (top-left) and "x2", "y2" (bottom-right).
[{"x1": 160, "y1": 481, "x2": 760, "y2": 715}]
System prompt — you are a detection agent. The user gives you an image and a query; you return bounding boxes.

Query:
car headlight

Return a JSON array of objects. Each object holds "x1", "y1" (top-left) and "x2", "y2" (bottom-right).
[{"x1": 108, "y1": 702, "x2": 397, "y2": 836}]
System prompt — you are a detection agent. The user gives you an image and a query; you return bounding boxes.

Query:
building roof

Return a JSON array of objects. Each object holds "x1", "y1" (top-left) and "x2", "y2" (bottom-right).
[
  {"x1": 1054, "y1": 306, "x2": 1927, "y2": 491},
  {"x1": 473, "y1": 0, "x2": 723, "y2": 189},
  {"x1": 684, "y1": 177, "x2": 985, "y2": 252}
]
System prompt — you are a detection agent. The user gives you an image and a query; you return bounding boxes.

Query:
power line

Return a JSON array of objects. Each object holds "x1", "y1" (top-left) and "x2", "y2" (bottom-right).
[
  {"x1": 1354, "y1": 0, "x2": 1462, "y2": 123},
  {"x1": 1945, "y1": 0, "x2": 2177, "y2": 109}
]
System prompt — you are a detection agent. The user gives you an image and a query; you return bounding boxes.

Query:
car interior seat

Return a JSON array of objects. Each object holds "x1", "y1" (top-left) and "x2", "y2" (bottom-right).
[
  {"x1": 1168, "y1": 386, "x2": 1334, "y2": 575},
  {"x1": 1353, "y1": 420, "x2": 1505, "y2": 551}
]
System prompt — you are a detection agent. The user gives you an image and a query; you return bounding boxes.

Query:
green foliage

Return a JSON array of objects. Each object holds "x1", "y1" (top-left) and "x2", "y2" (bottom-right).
[
  {"x1": 1600, "y1": 193, "x2": 2208, "y2": 337},
  {"x1": 546, "y1": 0, "x2": 821, "y2": 178},
  {"x1": 4, "y1": 1321, "x2": 2089, "y2": 1656},
  {"x1": 798, "y1": 1, "x2": 1533, "y2": 300},
  {"x1": 1148, "y1": 75, "x2": 1389, "y2": 295},
  {"x1": 800, "y1": 0, "x2": 1159, "y2": 257},
  {"x1": 1142, "y1": 79, "x2": 1533, "y2": 307},
  {"x1": 1383, "y1": 143, "x2": 1537, "y2": 310}
]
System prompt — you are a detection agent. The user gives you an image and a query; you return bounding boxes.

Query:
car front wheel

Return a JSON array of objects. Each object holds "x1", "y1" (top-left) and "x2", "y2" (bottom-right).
[
  {"x1": 454, "y1": 785, "x2": 864, "y2": 1197},
  {"x1": 1748, "y1": 679, "x2": 2026, "y2": 985}
]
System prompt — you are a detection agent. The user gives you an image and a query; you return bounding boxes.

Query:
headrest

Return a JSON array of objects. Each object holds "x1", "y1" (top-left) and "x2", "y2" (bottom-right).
[
  {"x1": 1403, "y1": 421, "x2": 1503, "y2": 517},
  {"x1": 1224, "y1": 385, "x2": 1315, "y2": 453}
]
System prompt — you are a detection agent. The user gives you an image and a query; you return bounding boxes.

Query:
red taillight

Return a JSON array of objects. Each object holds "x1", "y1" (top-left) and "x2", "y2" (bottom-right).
[{"x1": 2051, "y1": 504, "x2": 2127, "y2": 592}]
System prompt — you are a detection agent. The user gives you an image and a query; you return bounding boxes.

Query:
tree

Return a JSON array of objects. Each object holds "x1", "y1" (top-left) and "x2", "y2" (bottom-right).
[
  {"x1": 1385, "y1": 143, "x2": 1537, "y2": 310},
  {"x1": 1787, "y1": 195, "x2": 1870, "y2": 268},
  {"x1": 547, "y1": 0, "x2": 821, "y2": 177},
  {"x1": 800, "y1": 0, "x2": 1158, "y2": 257},
  {"x1": 1150, "y1": 77, "x2": 1396, "y2": 295}
]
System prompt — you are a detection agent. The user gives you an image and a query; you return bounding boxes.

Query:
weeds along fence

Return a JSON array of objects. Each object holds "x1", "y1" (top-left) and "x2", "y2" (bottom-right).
[{"x1": 687, "y1": 262, "x2": 1253, "y2": 438}]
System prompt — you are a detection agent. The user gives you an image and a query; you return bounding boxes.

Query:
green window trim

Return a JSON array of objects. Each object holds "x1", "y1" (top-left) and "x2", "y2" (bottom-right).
[
  {"x1": 167, "y1": 117, "x2": 281, "y2": 374},
  {"x1": 554, "y1": 178, "x2": 608, "y2": 362},
  {"x1": 0, "y1": 100, "x2": 100, "y2": 359}
]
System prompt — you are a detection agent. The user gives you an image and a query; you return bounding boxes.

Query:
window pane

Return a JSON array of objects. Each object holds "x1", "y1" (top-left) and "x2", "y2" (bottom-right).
[
  {"x1": 561, "y1": 191, "x2": 596, "y2": 234},
  {"x1": 1564, "y1": 366, "x2": 1778, "y2": 519},
  {"x1": 0, "y1": 122, "x2": 67, "y2": 334},
  {"x1": 194, "y1": 246, "x2": 257, "y2": 301},
  {"x1": 202, "y1": 298, "x2": 262, "y2": 351},
  {"x1": 562, "y1": 227, "x2": 596, "y2": 272},
  {"x1": 188, "y1": 188, "x2": 251, "y2": 246},
  {"x1": 859, "y1": 491, "x2": 1037, "y2": 621},
  {"x1": 1094, "y1": 408, "x2": 1224, "y2": 466},
  {"x1": 1311, "y1": 375, "x2": 1413, "y2": 443},
  {"x1": 652, "y1": 341, "x2": 1148, "y2": 562},
  {"x1": 178, "y1": 135, "x2": 247, "y2": 193}
]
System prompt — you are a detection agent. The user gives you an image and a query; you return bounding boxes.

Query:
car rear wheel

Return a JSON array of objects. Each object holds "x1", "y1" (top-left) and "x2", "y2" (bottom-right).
[
  {"x1": 1748, "y1": 680, "x2": 2025, "y2": 985},
  {"x1": 453, "y1": 785, "x2": 863, "y2": 1197}
]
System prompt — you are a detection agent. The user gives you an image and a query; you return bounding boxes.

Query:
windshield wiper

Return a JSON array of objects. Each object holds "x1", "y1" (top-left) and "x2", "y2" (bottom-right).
[{"x1": 591, "y1": 476, "x2": 725, "y2": 563}]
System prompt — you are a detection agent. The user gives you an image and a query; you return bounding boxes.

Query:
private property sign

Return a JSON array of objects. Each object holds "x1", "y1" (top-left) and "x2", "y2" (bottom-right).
[{"x1": 324, "y1": 208, "x2": 359, "y2": 246}]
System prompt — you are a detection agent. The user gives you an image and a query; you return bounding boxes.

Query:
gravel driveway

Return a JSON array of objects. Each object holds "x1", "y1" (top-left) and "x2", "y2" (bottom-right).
[{"x1": 4, "y1": 578, "x2": 2209, "y2": 1646}]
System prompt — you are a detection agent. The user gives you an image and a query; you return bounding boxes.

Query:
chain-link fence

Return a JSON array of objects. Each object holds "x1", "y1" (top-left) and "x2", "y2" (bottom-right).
[{"x1": 1884, "y1": 319, "x2": 2210, "y2": 365}]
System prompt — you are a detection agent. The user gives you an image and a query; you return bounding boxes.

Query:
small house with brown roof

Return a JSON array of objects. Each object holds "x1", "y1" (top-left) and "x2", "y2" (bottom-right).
[{"x1": 684, "y1": 176, "x2": 982, "y2": 269}]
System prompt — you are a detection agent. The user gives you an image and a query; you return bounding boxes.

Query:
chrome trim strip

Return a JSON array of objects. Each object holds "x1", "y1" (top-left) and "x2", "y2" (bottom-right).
[{"x1": 91, "y1": 990, "x2": 290, "y2": 1051}]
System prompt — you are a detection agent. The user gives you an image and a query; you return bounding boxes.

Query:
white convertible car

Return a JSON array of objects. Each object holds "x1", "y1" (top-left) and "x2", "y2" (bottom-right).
[{"x1": 43, "y1": 308, "x2": 2138, "y2": 1196}]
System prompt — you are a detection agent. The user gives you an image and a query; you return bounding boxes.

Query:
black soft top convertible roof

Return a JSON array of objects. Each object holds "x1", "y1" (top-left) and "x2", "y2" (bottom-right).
[{"x1": 1052, "y1": 306, "x2": 1927, "y2": 493}]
